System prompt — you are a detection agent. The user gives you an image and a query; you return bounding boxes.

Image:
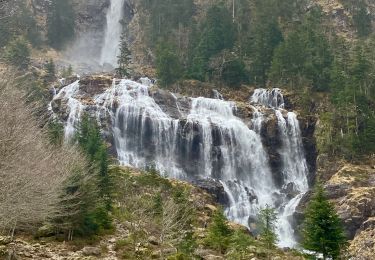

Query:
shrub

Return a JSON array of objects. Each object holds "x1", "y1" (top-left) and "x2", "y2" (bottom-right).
[{"x1": 4, "y1": 37, "x2": 31, "y2": 69}]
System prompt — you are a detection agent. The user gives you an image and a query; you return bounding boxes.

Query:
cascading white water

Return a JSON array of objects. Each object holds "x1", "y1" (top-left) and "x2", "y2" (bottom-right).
[
  {"x1": 251, "y1": 88, "x2": 285, "y2": 109},
  {"x1": 250, "y1": 88, "x2": 309, "y2": 248},
  {"x1": 52, "y1": 81, "x2": 309, "y2": 249},
  {"x1": 100, "y1": 0, "x2": 126, "y2": 67},
  {"x1": 187, "y1": 97, "x2": 276, "y2": 226},
  {"x1": 93, "y1": 80, "x2": 277, "y2": 227},
  {"x1": 51, "y1": 80, "x2": 84, "y2": 140}
]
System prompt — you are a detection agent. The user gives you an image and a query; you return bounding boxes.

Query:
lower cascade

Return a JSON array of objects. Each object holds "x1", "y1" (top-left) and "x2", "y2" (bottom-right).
[{"x1": 51, "y1": 79, "x2": 310, "y2": 248}]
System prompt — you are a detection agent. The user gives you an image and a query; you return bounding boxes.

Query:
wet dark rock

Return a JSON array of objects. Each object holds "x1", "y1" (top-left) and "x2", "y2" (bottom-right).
[
  {"x1": 151, "y1": 89, "x2": 184, "y2": 119},
  {"x1": 294, "y1": 190, "x2": 313, "y2": 225},
  {"x1": 282, "y1": 182, "x2": 299, "y2": 199},
  {"x1": 299, "y1": 115, "x2": 318, "y2": 185},
  {"x1": 193, "y1": 179, "x2": 229, "y2": 205}
]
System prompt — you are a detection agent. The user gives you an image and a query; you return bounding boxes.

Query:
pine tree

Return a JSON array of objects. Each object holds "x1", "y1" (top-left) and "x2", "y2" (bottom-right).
[
  {"x1": 44, "y1": 59, "x2": 56, "y2": 83},
  {"x1": 302, "y1": 184, "x2": 347, "y2": 259},
  {"x1": 76, "y1": 114, "x2": 113, "y2": 225},
  {"x1": 156, "y1": 42, "x2": 183, "y2": 87},
  {"x1": 205, "y1": 208, "x2": 233, "y2": 252},
  {"x1": 257, "y1": 205, "x2": 278, "y2": 250},
  {"x1": 116, "y1": 32, "x2": 132, "y2": 78},
  {"x1": 47, "y1": 0, "x2": 75, "y2": 50},
  {"x1": 353, "y1": 1, "x2": 372, "y2": 38},
  {"x1": 4, "y1": 37, "x2": 30, "y2": 69}
]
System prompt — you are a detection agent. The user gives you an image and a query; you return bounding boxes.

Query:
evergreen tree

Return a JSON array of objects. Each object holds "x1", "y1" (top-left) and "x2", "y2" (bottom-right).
[
  {"x1": 4, "y1": 37, "x2": 30, "y2": 69},
  {"x1": 116, "y1": 32, "x2": 132, "y2": 78},
  {"x1": 270, "y1": 7, "x2": 333, "y2": 91},
  {"x1": 205, "y1": 208, "x2": 233, "y2": 253},
  {"x1": 62, "y1": 65, "x2": 74, "y2": 78},
  {"x1": 47, "y1": 120, "x2": 64, "y2": 146},
  {"x1": 47, "y1": 0, "x2": 75, "y2": 50},
  {"x1": 44, "y1": 59, "x2": 56, "y2": 83},
  {"x1": 353, "y1": 1, "x2": 372, "y2": 38},
  {"x1": 257, "y1": 205, "x2": 278, "y2": 250},
  {"x1": 188, "y1": 3, "x2": 235, "y2": 81},
  {"x1": 76, "y1": 114, "x2": 113, "y2": 220},
  {"x1": 221, "y1": 57, "x2": 248, "y2": 87},
  {"x1": 140, "y1": 0, "x2": 194, "y2": 47},
  {"x1": 0, "y1": 1, "x2": 41, "y2": 48},
  {"x1": 156, "y1": 42, "x2": 183, "y2": 87},
  {"x1": 249, "y1": 19, "x2": 283, "y2": 86},
  {"x1": 302, "y1": 184, "x2": 347, "y2": 259}
]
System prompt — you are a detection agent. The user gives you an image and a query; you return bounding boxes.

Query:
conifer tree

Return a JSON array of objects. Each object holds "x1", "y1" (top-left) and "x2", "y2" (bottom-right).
[
  {"x1": 302, "y1": 184, "x2": 347, "y2": 259},
  {"x1": 116, "y1": 32, "x2": 132, "y2": 78},
  {"x1": 205, "y1": 208, "x2": 233, "y2": 252},
  {"x1": 353, "y1": 1, "x2": 372, "y2": 38},
  {"x1": 47, "y1": 0, "x2": 75, "y2": 50},
  {"x1": 257, "y1": 205, "x2": 278, "y2": 250},
  {"x1": 5, "y1": 37, "x2": 30, "y2": 69},
  {"x1": 76, "y1": 114, "x2": 113, "y2": 221},
  {"x1": 156, "y1": 42, "x2": 183, "y2": 87},
  {"x1": 44, "y1": 59, "x2": 56, "y2": 83}
]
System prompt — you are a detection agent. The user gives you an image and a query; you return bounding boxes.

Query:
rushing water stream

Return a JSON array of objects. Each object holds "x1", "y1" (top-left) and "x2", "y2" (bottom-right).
[
  {"x1": 100, "y1": 0, "x2": 126, "y2": 66},
  {"x1": 51, "y1": 80, "x2": 309, "y2": 248}
]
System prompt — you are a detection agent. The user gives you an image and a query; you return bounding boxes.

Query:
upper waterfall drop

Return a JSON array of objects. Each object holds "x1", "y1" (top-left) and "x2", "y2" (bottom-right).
[
  {"x1": 100, "y1": 0, "x2": 126, "y2": 67},
  {"x1": 251, "y1": 88, "x2": 285, "y2": 109}
]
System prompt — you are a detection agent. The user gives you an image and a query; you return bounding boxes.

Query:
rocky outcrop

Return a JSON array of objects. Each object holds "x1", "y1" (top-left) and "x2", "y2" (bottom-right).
[
  {"x1": 349, "y1": 217, "x2": 375, "y2": 260},
  {"x1": 192, "y1": 179, "x2": 229, "y2": 205},
  {"x1": 79, "y1": 75, "x2": 113, "y2": 96},
  {"x1": 326, "y1": 164, "x2": 375, "y2": 238}
]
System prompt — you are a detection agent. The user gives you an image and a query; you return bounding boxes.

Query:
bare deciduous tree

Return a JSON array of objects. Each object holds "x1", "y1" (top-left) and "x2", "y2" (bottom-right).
[{"x1": 0, "y1": 72, "x2": 86, "y2": 235}]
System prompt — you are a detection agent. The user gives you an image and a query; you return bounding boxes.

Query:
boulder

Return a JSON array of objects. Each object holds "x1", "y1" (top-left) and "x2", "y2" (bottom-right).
[
  {"x1": 193, "y1": 178, "x2": 229, "y2": 205},
  {"x1": 147, "y1": 235, "x2": 159, "y2": 246},
  {"x1": 0, "y1": 236, "x2": 11, "y2": 245},
  {"x1": 82, "y1": 246, "x2": 101, "y2": 256},
  {"x1": 194, "y1": 248, "x2": 219, "y2": 258}
]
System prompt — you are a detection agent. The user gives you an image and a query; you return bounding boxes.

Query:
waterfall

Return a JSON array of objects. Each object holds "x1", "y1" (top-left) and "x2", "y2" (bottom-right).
[
  {"x1": 100, "y1": 0, "x2": 126, "y2": 67},
  {"x1": 250, "y1": 88, "x2": 309, "y2": 248},
  {"x1": 51, "y1": 80, "x2": 84, "y2": 140},
  {"x1": 93, "y1": 80, "x2": 278, "y2": 227},
  {"x1": 251, "y1": 88, "x2": 284, "y2": 109},
  {"x1": 52, "y1": 80, "x2": 309, "y2": 248}
]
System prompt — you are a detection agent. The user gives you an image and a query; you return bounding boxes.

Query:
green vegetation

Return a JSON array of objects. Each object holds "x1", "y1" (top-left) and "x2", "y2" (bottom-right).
[
  {"x1": 302, "y1": 184, "x2": 347, "y2": 259},
  {"x1": 257, "y1": 205, "x2": 278, "y2": 250},
  {"x1": 0, "y1": 1, "x2": 41, "y2": 48},
  {"x1": 156, "y1": 42, "x2": 183, "y2": 87},
  {"x1": 77, "y1": 114, "x2": 113, "y2": 211},
  {"x1": 4, "y1": 37, "x2": 31, "y2": 69},
  {"x1": 44, "y1": 59, "x2": 56, "y2": 83},
  {"x1": 351, "y1": 1, "x2": 373, "y2": 37},
  {"x1": 116, "y1": 32, "x2": 132, "y2": 78},
  {"x1": 47, "y1": 0, "x2": 75, "y2": 50},
  {"x1": 270, "y1": 8, "x2": 333, "y2": 91},
  {"x1": 205, "y1": 208, "x2": 233, "y2": 252},
  {"x1": 62, "y1": 65, "x2": 74, "y2": 78},
  {"x1": 50, "y1": 114, "x2": 113, "y2": 240},
  {"x1": 139, "y1": 0, "x2": 375, "y2": 159},
  {"x1": 188, "y1": 3, "x2": 236, "y2": 81}
]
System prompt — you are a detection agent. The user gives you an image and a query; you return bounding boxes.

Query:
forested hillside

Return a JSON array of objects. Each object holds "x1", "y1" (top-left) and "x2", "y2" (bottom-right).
[
  {"x1": 133, "y1": 0, "x2": 375, "y2": 160},
  {"x1": 0, "y1": 0, "x2": 375, "y2": 259}
]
